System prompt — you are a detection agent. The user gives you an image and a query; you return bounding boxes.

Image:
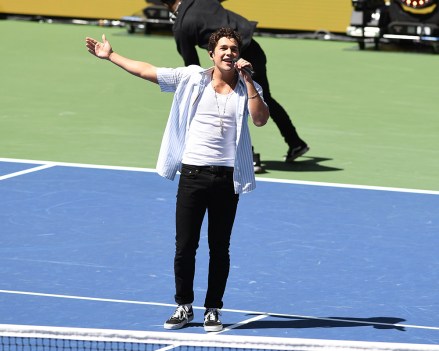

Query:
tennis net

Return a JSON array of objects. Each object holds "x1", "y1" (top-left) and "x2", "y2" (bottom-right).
[{"x1": 1, "y1": 324, "x2": 439, "y2": 351}]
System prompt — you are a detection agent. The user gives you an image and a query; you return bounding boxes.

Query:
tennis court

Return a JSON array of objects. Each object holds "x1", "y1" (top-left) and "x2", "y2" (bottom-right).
[{"x1": 1, "y1": 19, "x2": 439, "y2": 350}]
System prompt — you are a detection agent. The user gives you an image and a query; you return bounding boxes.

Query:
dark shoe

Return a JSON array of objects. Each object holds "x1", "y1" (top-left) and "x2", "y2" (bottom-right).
[
  {"x1": 164, "y1": 305, "x2": 194, "y2": 330},
  {"x1": 285, "y1": 144, "x2": 309, "y2": 163},
  {"x1": 203, "y1": 308, "x2": 223, "y2": 332},
  {"x1": 253, "y1": 151, "x2": 264, "y2": 174}
]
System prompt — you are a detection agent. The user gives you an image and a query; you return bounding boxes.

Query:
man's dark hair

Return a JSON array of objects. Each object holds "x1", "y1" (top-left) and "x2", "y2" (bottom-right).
[{"x1": 207, "y1": 27, "x2": 243, "y2": 53}]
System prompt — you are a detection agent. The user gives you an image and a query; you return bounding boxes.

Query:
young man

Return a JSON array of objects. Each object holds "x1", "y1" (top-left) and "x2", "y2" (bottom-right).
[
  {"x1": 159, "y1": 0, "x2": 309, "y2": 173},
  {"x1": 85, "y1": 28, "x2": 269, "y2": 332}
]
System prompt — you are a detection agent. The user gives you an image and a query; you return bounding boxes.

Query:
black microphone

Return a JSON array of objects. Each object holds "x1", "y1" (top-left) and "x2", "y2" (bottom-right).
[{"x1": 233, "y1": 59, "x2": 254, "y2": 77}]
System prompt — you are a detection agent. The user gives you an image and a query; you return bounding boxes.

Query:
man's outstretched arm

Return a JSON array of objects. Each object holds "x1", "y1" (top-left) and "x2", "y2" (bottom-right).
[{"x1": 85, "y1": 34, "x2": 158, "y2": 84}]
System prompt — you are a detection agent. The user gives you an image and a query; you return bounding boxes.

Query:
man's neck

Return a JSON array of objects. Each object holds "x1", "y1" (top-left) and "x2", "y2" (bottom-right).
[{"x1": 212, "y1": 70, "x2": 238, "y2": 92}]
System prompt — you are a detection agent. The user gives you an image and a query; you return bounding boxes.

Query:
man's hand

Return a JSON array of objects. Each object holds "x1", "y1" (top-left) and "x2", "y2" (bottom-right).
[
  {"x1": 85, "y1": 34, "x2": 113, "y2": 60},
  {"x1": 234, "y1": 58, "x2": 254, "y2": 80}
]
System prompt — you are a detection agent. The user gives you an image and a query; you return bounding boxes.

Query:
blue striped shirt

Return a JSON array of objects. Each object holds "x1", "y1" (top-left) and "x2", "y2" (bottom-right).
[{"x1": 155, "y1": 65, "x2": 264, "y2": 194}]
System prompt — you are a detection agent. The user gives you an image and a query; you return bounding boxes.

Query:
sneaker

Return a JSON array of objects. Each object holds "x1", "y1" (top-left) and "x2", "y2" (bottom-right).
[
  {"x1": 253, "y1": 151, "x2": 264, "y2": 174},
  {"x1": 285, "y1": 144, "x2": 309, "y2": 163},
  {"x1": 203, "y1": 308, "x2": 223, "y2": 332},
  {"x1": 164, "y1": 305, "x2": 194, "y2": 330}
]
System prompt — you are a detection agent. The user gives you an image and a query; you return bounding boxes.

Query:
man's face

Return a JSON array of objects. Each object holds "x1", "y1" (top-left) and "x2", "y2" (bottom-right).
[{"x1": 211, "y1": 37, "x2": 240, "y2": 72}]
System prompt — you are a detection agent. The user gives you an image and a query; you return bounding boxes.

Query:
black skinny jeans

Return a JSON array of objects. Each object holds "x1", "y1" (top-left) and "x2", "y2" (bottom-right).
[
  {"x1": 174, "y1": 164, "x2": 239, "y2": 309},
  {"x1": 241, "y1": 39, "x2": 305, "y2": 149}
]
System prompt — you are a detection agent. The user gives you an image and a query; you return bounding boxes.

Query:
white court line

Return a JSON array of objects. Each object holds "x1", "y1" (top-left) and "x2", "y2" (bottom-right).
[
  {"x1": 255, "y1": 177, "x2": 439, "y2": 195},
  {"x1": 0, "y1": 157, "x2": 155, "y2": 174},
  {"x1": 0, "y1": 163, "x2": 55, "y2": 181},
  {"x1": 154, "y1": 314, "x2": 271, "y2": 351},
  {"x1": 0, "y1": 157, "x2": 438, "y2": 195},
  {"x1": 217, "y1": 313, "x2": 269, "y2": 334},
  {"x1": 0, "y1": 289, "x2": 176, "y2": 309},
  {"x1": 1, "y1": 289, "x2": 438, "y2": 332},
  {"x1": 154, "y1": 342, "x2": 184, "y2": 351}
]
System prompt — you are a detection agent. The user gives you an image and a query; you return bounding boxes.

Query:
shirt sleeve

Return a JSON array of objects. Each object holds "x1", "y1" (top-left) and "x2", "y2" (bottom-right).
[
  {"x1": 157, "y1": 67, "x2": 186, "y2": 92},
  {"x1": 248, "y1": 81, "x2": 268, "y2": 109}
]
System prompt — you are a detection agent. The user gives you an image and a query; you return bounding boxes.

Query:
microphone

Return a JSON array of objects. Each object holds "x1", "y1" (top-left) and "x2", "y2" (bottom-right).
[{"x1": 233, "y1": 59, "x2": 254, "y2": 77}]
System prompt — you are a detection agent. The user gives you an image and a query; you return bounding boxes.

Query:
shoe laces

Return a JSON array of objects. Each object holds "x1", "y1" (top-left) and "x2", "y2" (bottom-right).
[
  {"x1": 172, "y1": 305, "x2": 191, "y2": 321},
  {"x1": 205, "y1": 308, "x2": 220, "y2": 322}
]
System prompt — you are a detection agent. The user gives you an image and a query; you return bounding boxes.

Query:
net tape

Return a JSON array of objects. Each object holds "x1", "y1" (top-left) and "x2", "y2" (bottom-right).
[{"x1": 1, "y1": 324, "x2": 439, "y2": 351}]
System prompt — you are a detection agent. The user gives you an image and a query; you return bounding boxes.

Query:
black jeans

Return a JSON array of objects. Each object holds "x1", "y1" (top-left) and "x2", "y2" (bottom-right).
[
  {"x1": 174, "y1": 164, "x2": 239, "y2": 309},
  {"x1": 242, "y1": 39, "x2": 306, "y2": 149}
]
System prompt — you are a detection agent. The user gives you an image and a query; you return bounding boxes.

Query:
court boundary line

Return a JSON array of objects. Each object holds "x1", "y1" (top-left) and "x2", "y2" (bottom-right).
[
  {"x1": 218, "y1": 313, "x2": 270, "y2": 334},
  {"x1": 153, "y1": 315, "x2": 271, "y2": 351},
  {"x1": 1, "y1": 289, "x2": 438, "y2": 333},
  {"x1": 0, "y1": 163, "x2": 55, "y2": 181},
  {"x1": 0, "y1": 157, "x2": 438, "y2": 195},
  {"x1": 0, "y1": 158, "x2": 155, "y2": 175}
]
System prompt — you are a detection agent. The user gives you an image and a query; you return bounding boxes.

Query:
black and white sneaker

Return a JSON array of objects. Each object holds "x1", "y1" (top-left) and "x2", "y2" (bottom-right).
[
  {"x1": 253, "y1": 148, "x2": 264, "y2": 174},
  {"x1": 164, "y1": 305, "x2": 194, "y2": 330},
  {"x1": 285, "y1": 144, "x2": 309, "y2": 163},
  {"x1": 203, "y1": 308, "x2": 223, "y2": 332}
]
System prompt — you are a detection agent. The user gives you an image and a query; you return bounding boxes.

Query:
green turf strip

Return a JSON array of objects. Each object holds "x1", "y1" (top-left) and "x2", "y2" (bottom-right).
[{"x1": 1, "y1": 20, "x2": 438, "y2": 191}]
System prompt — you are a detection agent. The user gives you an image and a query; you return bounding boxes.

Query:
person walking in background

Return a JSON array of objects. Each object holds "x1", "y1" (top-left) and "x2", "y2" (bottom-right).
[
  {"x1": 85, "y1": 27, "x2": 269, "y2": 331},
  {"x1": 159, "y1": 0, "x2": 309, "y2": 173}
]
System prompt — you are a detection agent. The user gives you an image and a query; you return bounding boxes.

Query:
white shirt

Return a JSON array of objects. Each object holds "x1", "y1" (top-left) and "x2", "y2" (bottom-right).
[
  {"x1": 155, "y1": 65, "x2": 265, "y2": 194},
  {"x1": 182, "y1": 81, "x2": 237, "y2": 167}
]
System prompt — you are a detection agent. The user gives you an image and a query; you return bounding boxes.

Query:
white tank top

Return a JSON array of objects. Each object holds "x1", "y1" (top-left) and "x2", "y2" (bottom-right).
[{"x1": 182, "y1": 81, "x2": 237, "y2": 167}]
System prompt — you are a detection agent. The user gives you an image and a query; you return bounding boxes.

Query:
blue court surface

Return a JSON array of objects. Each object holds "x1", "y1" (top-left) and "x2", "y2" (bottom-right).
[{"x1": 1, "y1": 158, "x2": 439, "y2": 348}]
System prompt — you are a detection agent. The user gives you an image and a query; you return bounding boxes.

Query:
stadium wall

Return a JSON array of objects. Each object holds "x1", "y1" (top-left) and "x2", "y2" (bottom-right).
[{"x1": 0, "y1": 0, "x2": 352, "y2": 33}]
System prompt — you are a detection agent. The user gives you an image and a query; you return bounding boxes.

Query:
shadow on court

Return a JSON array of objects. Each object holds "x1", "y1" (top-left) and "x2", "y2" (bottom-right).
[
  {"x1": 183, "y1": 316, "x2": 406, "y2": 331},
  {"x1": 262, "y1": 157, "x2": 343, "y2": 173},
  {"x1": 234, "y1": 316, "x2": 406, "y2": 331}
]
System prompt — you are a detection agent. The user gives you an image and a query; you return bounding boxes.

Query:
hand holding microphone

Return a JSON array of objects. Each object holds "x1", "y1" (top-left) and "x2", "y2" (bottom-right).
[{"x1": 233, "y1": 58, "x2": 254, "y2": 77}]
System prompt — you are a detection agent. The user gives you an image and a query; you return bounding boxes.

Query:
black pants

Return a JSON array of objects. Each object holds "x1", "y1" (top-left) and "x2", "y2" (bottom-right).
[
  {"x1": 241, "y1": 39, "x2": 306, "y2": 149},
  {"x1": 174, "y1": 164, "x2": 239, "y2": 309}
]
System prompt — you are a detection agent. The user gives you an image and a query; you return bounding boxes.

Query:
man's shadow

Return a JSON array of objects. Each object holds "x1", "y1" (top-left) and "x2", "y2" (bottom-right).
[
  {"x1": 189, "y1": 316, "x2": 406, "y2": 331},
  {"x1": 260, "y1": 157, "x2": 343, "y2": 173},
  {"x1": 233, "y1": 315, "x2": 406, "y2": 331}
]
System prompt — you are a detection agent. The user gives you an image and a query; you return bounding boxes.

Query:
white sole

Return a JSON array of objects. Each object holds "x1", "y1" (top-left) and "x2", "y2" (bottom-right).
[
  {"x1": 203, "y1": 324, "x2": 223, "y2": 332},
  {"x1": 163, "y1": 315, "x2": 194, "y2": 330}
]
